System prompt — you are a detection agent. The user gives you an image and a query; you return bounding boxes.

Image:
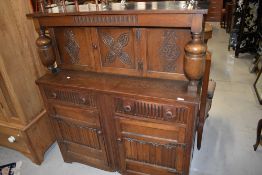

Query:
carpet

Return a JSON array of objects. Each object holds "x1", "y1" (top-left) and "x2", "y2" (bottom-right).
[{"x1": 0, "y1": 161, "x2": 22, "y2": 175}]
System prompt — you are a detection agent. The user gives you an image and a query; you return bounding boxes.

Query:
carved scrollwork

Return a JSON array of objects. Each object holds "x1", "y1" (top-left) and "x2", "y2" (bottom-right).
[
  {"x1": 64, "y1": 29, "x2": 80, "y2": 64},
  {"x1": 159, "y1": 30, "x2": 180, "y2": 72},
  {"x1": 101, "y1": 32, "x2": 132, "y2": 65}
]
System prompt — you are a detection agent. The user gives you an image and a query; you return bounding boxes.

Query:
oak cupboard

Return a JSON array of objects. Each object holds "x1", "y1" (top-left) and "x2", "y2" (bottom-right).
[{"x1": 28, "y1": 1, "x2": 212, "y2": 174}]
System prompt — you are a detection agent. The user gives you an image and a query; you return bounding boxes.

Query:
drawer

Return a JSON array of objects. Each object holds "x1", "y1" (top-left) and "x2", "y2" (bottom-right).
[
  {"x1": 115, "y1": 97, "x2": 190, "y2": 124},
  {"x1": 206, "y1": 13, "x2": 221, "y2": 22},
  {"x1": 0, "y1": 125, "x2": 29, "y2": 153},
  {"x1": 208, "y1": 4, "x2": 222, "y2": 13},
  {"x1": 43, "y1": 86, "x2": 96, "y2": 109},
  {"x1": 50, "y1": 104, "x2": 100, "y2": 128}
]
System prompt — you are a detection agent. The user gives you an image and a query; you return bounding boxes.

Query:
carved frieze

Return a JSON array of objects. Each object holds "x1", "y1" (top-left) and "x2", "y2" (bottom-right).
[
  {"x1": 101, "y1": 32, "x2": 132, "y2": 65},
  {"x1": 74, "y1": 15, "x2": 138, "y2": 25},
  {"x1": 159, "y1": 30, "x2": 180, "y2": 72},
  {"x1": 64, "y1": 29, "x2": 80, "y2": 64}
]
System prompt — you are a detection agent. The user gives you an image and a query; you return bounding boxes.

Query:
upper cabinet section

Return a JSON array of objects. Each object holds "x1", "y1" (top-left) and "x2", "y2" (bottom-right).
[
  {"x1": 52, "y1": 27, "x2": 191, "y2": 80},
  {"x1": 29, "y1": 1, "x2": 208, "y2": 91}
]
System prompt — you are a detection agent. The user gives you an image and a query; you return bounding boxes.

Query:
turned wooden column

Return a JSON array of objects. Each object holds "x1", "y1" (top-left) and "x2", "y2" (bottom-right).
[
  {"x1": 36, "y1": 27, "x2": 56, "y2": 72},
  {"x1": 184, "y1": 33, "x2": 206, "y2": 92}
]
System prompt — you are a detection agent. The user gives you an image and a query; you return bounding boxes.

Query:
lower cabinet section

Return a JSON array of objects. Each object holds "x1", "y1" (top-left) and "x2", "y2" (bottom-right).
[{"x1": 38, "y1": 84, "x2": 197, "y2": 175}]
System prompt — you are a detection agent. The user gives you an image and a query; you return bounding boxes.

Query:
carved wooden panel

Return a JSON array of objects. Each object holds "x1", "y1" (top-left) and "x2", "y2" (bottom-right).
[
  {"x1": 146, "y1": 28, "x2": 191, "y2": 74},
  {"x1": 55, "y1": 118, "x2": 101, "y2": 149},
  {"x1": 73, "y1": 15, "x2": 138, "y2": 26},
  {"x1": 115, "y1": 98, "x2": 189, "y2": 124},
  {"x1": 54, "y1": 27, "x2": 96, "y2": 70},
  {"x1": 96, "y1": 27, "x2": 140, "y2": 75},
  {"x1": 44, "y1": 87, "x2": 96, "y2": 108},
  {"x1": 115, "y1": 117, "x2": 186, "y2": 174},
  {"x1": 123, "y1": 137, "x2": 185, "y2": 169}
]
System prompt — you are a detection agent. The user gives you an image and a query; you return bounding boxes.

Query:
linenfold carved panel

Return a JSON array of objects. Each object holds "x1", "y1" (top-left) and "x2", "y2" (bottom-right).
[
  {"x1": 56, "y1": 119, "x2": 101, "y2": 149},
  {"x1": 101, "y1": 32, "x2": 132, "y2": 65},
  {"x1": 123, "y1": 137, "x2": 185, "y2": 170},
  {"x1": 115, "y1": 98, "x2": 188, "y2": 124},
  {"x1": 159, "y1": 30, "x2": 180, "y2": 72},
  {"x1": 64, "y1": 29, "x2": 80, "y2": 64}
]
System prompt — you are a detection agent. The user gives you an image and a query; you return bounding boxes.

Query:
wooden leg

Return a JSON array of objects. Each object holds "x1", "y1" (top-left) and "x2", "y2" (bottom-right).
[{"x1": 253, "y1": 119, "x2": 262, "y2": 151}]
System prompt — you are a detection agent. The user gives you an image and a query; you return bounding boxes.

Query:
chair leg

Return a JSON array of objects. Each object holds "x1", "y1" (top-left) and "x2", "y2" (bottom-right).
[{"x1": 253, "y1": 119, "x2": 262, "y2": 151}]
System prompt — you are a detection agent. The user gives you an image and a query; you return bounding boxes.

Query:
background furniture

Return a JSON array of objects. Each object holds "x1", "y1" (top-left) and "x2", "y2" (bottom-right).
[
  {"x1": 0, "y1": 0, "x2": 55, "y2": 164},
  {"x1": 206, "y1": 0, "x2": 224, "y2": 22},
  {"x1": 253, "y1": 119, "x2": 262, "y2": 151},
  {"x1": 28, "y1": 1, "x2": 212, "y2": 175},
  {"x1": 228, "y1": 0, "x2": 262, "y2": 57}
]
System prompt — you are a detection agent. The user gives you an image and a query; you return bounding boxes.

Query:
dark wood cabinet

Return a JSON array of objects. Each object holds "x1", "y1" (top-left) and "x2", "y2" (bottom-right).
[
  {"x1": 28, "y1": 1, "x2": 211, "y2": 174},
  {"x1": 206, "y1": 0, "x2": 223, "y2": 21}
]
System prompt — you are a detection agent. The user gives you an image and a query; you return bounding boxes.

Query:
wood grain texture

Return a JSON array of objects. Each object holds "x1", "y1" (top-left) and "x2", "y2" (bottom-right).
[{"x1": 0, "y1": 0, "x2": 55, "y2": 165}]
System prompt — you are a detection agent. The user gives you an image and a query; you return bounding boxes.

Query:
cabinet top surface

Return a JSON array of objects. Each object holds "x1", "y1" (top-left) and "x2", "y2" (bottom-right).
[
  {"x1": 36, "y1": 71, "x2": 200, "y2": 104},
  {"x1": 28, "y1": 1, "x2": 208, "y2": 17}
]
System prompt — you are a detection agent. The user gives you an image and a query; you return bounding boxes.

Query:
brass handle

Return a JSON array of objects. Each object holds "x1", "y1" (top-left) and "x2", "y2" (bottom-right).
[
  {"x1": 123, "y1": 105, "x2": 132, "y2": 112},
  {"x1": 165, "y1": 110, "x2": 173, "y2": 118},
  {"x1": 92, "y1": 43, "x2": 97, "y2": 49},
  {"x1": 117, "y1": 138, "x2": 122, "y2": 142},
  {"x1": 51, "y1": 92, "x2": 57, "y2": 99}
]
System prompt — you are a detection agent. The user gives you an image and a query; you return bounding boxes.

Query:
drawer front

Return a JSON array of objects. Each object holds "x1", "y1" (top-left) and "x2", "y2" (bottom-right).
[
  {"x1": 206, "y1": 13, "x2": 221, "y2": 22},
  {"x1": 115, "y1": 117, "x2": 186, "y2": 175},
  {"x1": 115, "y1": 97, "x2": 190, "y2": 124},
  {"x1": 0, "y1": 125, "x2": 29, "y2": 153},
  {"x1": 50, "y1": 104, "x2": 100, "y2": 128},
  {"x1": 43, "y1": 86, "x2": 96, "y2": 109}
]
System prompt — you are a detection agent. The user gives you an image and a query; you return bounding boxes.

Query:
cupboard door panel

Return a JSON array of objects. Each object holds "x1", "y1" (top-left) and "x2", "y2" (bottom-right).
[
  {"x1": 115, "y1": 117, "x2": 186, "y2": 175},
  {"x1": 53, "y1": 118, "x2": 109, "y2": 168},
  {"x1": 96, "y1": 27, "x2": 141, "y2": 76},
  {"x1": 54, "y1": 27, "x2": 96, "y2": 71},
  {"x1": 145, "y1": 28, "x2": 191, "y2": 80}
]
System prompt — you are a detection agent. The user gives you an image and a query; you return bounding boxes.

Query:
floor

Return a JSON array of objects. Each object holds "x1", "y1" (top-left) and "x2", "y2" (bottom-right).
[{"x1": 1, "y1": 25, "x2": 262, "y2": 175}]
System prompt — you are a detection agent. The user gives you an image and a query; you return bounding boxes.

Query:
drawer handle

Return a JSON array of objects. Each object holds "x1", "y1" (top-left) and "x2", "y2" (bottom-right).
[
  {"x1": 92, "y1": 43, "x2": 97, "y2": 49},
  {"x1": 97, "y1": 130, "x2": 102, "y2": 135},
  {"x1": 123, "y1": 105, "x2": 132, "y2": 112},
  {"x1": 165, "y1": 110, "x2": 173, "y2": 118},
  {"x1": 8, "y1": 136, "x2": 16, "y2": 143},
  {"x1": 80, "y1": 97, "x2": 86, "y2": 104},
  {"x1": 117, "y1": 138, "x2": 122, "y2": 142},
  {"x1": 51, "y1": 92, "x2": 57, "y2": 99}
]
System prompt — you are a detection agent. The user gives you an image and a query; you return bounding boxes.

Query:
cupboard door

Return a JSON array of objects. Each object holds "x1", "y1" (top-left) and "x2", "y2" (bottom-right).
[
  {"x1": 54, "y1": 27, "x2": 97, "y2": 71},
  {"x1": 115, "y1": 116, "x2": 186, "y2": 175},
  {"x1": 145, "y1": 28, "x2": 191, "y2": 80},
  {"x1": 53, "y1": 118, "x2": 109, "y2": 168},
  {"x1": 95, "y1": 27, "x2": 143, "y2": 76}
]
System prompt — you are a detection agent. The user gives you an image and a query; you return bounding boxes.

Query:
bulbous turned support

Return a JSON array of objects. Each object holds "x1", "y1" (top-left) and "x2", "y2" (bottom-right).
[
  {"x1": 36, "y1": 27, "x2": 57, "y2": 73},
  {"x1": 184, "y1": 33, "x2": 206, "y2": 92}
]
